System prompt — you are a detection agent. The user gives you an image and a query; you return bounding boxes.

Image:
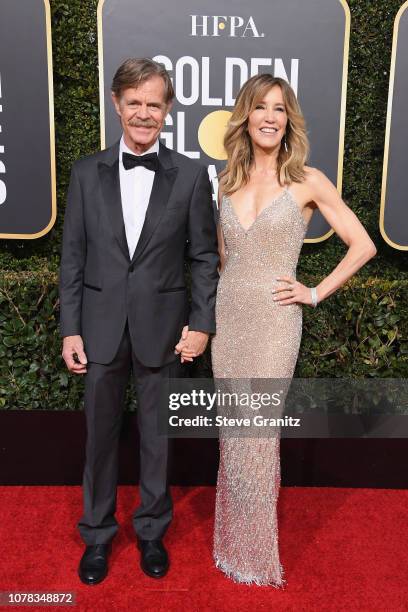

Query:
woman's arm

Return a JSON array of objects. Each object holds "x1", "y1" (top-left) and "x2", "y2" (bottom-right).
[{"x1": 274, "y1": 168, "x2": 377, "y2": 306}]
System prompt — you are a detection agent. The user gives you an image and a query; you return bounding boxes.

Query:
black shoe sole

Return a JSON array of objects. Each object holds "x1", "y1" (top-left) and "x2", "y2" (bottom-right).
[
  {"x1": 140, "y1": 563, "x2": 169, "y2": 579},
  {"x1": 78, "y1": 568, "x2": 108, "y2": 586}
]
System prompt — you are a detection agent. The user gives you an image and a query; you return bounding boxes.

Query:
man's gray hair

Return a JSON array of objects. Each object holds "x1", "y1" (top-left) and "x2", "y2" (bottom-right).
[{"x1": 111, "y1": 57, "x2": 174, "y2": 103}]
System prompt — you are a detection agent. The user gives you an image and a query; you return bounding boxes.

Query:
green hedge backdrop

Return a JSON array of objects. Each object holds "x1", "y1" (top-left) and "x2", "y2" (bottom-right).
[{"x1": 0, "y1": 0, "x2": 407, "y2": 409}]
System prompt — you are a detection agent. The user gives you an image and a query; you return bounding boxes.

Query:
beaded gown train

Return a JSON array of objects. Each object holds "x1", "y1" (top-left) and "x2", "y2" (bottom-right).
[{"x1": 211, "y1": 187, "x2": 309, "y2": 586}]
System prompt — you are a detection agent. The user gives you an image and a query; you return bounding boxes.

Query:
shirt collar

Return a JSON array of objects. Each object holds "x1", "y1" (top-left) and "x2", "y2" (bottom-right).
[{"x1": 120, "y1": 134, "x2": 159, "y2": 160}]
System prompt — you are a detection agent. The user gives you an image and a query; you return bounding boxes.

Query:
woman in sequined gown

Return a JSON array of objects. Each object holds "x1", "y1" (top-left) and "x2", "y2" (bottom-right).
[
  {"x1": 179, "y1": 75, "x2": 376, "y2": 586},
  {"x1": 211, "y1": 182, "x2": 306, "y2": 586}
]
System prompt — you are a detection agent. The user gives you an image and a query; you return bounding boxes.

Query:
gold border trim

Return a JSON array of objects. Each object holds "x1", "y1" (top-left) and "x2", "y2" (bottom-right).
[
  {"x1": 0, "y1": 0, "x2": 56, "y2": 240},
  {"x1": 305, "y1": 0, "x2": 350, "y2": 243},
  {"x1": 98, "y1": 0, "x2": 106, "y2": 150},
  {"x1": 379, "y1": 0, "x2": 408, "y2": 251},
  {"x1": 97, "y1": 0, "x2": 350, "y2": 244}
]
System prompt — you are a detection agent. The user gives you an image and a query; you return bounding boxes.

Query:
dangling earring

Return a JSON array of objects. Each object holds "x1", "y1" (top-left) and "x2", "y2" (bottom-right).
[{"x1": 283, "y1": 135, "x2": 288, "y2": 153}]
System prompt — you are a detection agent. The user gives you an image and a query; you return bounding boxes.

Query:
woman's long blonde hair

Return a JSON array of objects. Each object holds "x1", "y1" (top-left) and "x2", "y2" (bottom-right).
[{"x1": 219, "y1": 74, "x2": 309, "y2": 195}]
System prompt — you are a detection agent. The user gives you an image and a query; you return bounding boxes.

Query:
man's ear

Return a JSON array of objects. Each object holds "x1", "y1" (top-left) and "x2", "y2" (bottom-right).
[
  {"x1": 166, "y1": 99, "x2": 173, "y2": 116},
  {"x1": 111, "y1": 92, "x2": 121, "y2": 116}
]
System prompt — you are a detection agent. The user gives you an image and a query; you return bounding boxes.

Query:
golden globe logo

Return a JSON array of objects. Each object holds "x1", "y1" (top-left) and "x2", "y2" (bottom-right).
[{"x1": 190, "y1": 15, "x2": 265, "y2": 38}]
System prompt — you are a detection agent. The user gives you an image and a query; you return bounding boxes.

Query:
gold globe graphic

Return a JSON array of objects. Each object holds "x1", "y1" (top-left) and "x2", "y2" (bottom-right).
[{"x1": 197, "y1": 110, "x2": 232, "y2": 160}]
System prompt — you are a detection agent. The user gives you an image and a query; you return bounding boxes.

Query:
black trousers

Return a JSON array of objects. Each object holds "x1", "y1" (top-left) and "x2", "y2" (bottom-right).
[{"x1": 78, "y1": 323, "x2": 180, "y2": 545}]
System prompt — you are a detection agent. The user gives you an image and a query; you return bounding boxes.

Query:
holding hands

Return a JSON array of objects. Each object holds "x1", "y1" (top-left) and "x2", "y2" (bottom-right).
[{"x1": 174, "y1": 325, "x2": 209, "y2": 363}]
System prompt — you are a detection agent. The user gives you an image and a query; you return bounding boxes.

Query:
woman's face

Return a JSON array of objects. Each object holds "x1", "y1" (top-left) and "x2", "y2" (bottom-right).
[{"x1": 247, "y1": 84, "x2": 288, "y2": 151}]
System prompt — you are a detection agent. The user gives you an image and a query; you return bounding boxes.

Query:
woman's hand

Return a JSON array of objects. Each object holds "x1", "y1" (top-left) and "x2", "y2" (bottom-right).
[
  {"x1": 272, "y1": 276, "x2": 316, "y2": 306},
  {"x1": 174, "y1": 326, "x2": 210, "y2": 362}
]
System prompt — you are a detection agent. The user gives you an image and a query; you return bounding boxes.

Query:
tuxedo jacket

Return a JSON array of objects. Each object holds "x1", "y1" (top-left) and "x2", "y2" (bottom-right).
[{"x1": 59, "y1": 140, "x2": 219, "y2": 367}]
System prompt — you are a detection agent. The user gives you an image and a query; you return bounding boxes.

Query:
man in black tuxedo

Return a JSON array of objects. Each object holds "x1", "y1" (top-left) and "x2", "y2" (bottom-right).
[{"x1": 59, "y1": 58, "x2": 219, "y2": 585}]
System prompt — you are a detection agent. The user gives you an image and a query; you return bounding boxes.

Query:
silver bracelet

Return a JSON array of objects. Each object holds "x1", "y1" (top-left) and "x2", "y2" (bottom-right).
[{"x1": 310, "y1": 287, "x2": 318, "y2": 308}]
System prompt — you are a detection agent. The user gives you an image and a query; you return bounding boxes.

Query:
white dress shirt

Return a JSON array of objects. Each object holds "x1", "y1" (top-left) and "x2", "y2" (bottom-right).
[{"x1": 119, "y1": 135, "x2": 159, "y2": 259}]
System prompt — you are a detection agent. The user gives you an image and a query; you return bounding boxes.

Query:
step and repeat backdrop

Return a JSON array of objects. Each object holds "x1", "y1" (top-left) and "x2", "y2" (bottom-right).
[
  {"x1": 99, "y1": 0, "x2": 349, "y2": 242},
  {"x1": 380, "y1": 1, "x2": 408, "y2": 250},
  {"x1": 0, "y1": 0, "x2": 407, "y2": 249},
  {"x1": 0, "y1": 0, "x2": 55, "y2": 239}
]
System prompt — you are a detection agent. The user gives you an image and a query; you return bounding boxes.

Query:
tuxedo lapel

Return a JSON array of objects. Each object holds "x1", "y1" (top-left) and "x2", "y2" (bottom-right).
[
  {"x1": 131, "y1": 143, "x2": 178, "y2": 264},
  {"x1": 97, "y1": 143, "x2": 129, "y2": 261}
]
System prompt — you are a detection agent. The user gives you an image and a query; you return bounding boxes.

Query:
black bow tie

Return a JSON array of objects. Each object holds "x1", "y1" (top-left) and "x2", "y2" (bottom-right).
[{"x1": 122, "y1": 151, "x2": 159, "y2": 172}]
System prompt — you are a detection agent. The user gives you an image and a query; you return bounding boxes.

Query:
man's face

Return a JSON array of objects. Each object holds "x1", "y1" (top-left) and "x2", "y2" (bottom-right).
[{"x1": 111, "y1": 75, "x2": 171, "y2": 154}]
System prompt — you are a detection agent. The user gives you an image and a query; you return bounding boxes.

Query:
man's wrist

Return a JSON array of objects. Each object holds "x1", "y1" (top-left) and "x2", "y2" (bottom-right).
[
  {"x1": 188, "y1": 329, "x2": 209, "y2": 336},
  {"x1": 187, "y1": 315, "x2": 216, "y2": 335}
]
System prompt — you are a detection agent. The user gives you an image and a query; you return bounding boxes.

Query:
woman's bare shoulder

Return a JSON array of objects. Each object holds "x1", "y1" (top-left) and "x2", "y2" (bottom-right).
[
  {"x1": 300, "y1": 166, "x2": 335, "y2": 196},
  {"x1": 288, "y1": 166, "x2": 332, "y2": 211},
  {"x1": 302, "y1": 165, "x2": 327, "y2": 185}
]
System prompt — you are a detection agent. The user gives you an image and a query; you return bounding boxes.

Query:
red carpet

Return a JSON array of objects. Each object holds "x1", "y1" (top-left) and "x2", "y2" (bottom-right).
[{"x1": 1, "y1": 486, "x2": 408, "y2": 611}]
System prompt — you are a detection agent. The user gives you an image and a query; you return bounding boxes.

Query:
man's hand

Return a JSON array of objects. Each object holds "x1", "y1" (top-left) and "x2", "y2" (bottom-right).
[
  {"x1": 174, "y1": 326, "x2": 209, "y2": 363},
  {"x1": 62, "y1": 335, "x2": 88, "y2": 374}
]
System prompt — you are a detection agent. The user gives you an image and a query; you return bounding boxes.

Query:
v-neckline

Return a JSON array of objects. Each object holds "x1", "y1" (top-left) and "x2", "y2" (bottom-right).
[{"x1": 225, "y1": 188, "x2": 290, "y2": 234}]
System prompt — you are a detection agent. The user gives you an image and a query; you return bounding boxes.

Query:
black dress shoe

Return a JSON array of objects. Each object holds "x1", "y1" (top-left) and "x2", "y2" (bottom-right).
[
  {"x1": 137, "y1": 539, "x2": 169, "y2": 578},
  {"x1": 78, "y1": 542, "x2": 112, "y2": 585}
]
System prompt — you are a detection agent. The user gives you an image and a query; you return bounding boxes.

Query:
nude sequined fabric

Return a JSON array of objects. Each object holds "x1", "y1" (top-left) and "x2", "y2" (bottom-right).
[{"x1": 211, "y1": 188, "x2": 309, "y2": 586}]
